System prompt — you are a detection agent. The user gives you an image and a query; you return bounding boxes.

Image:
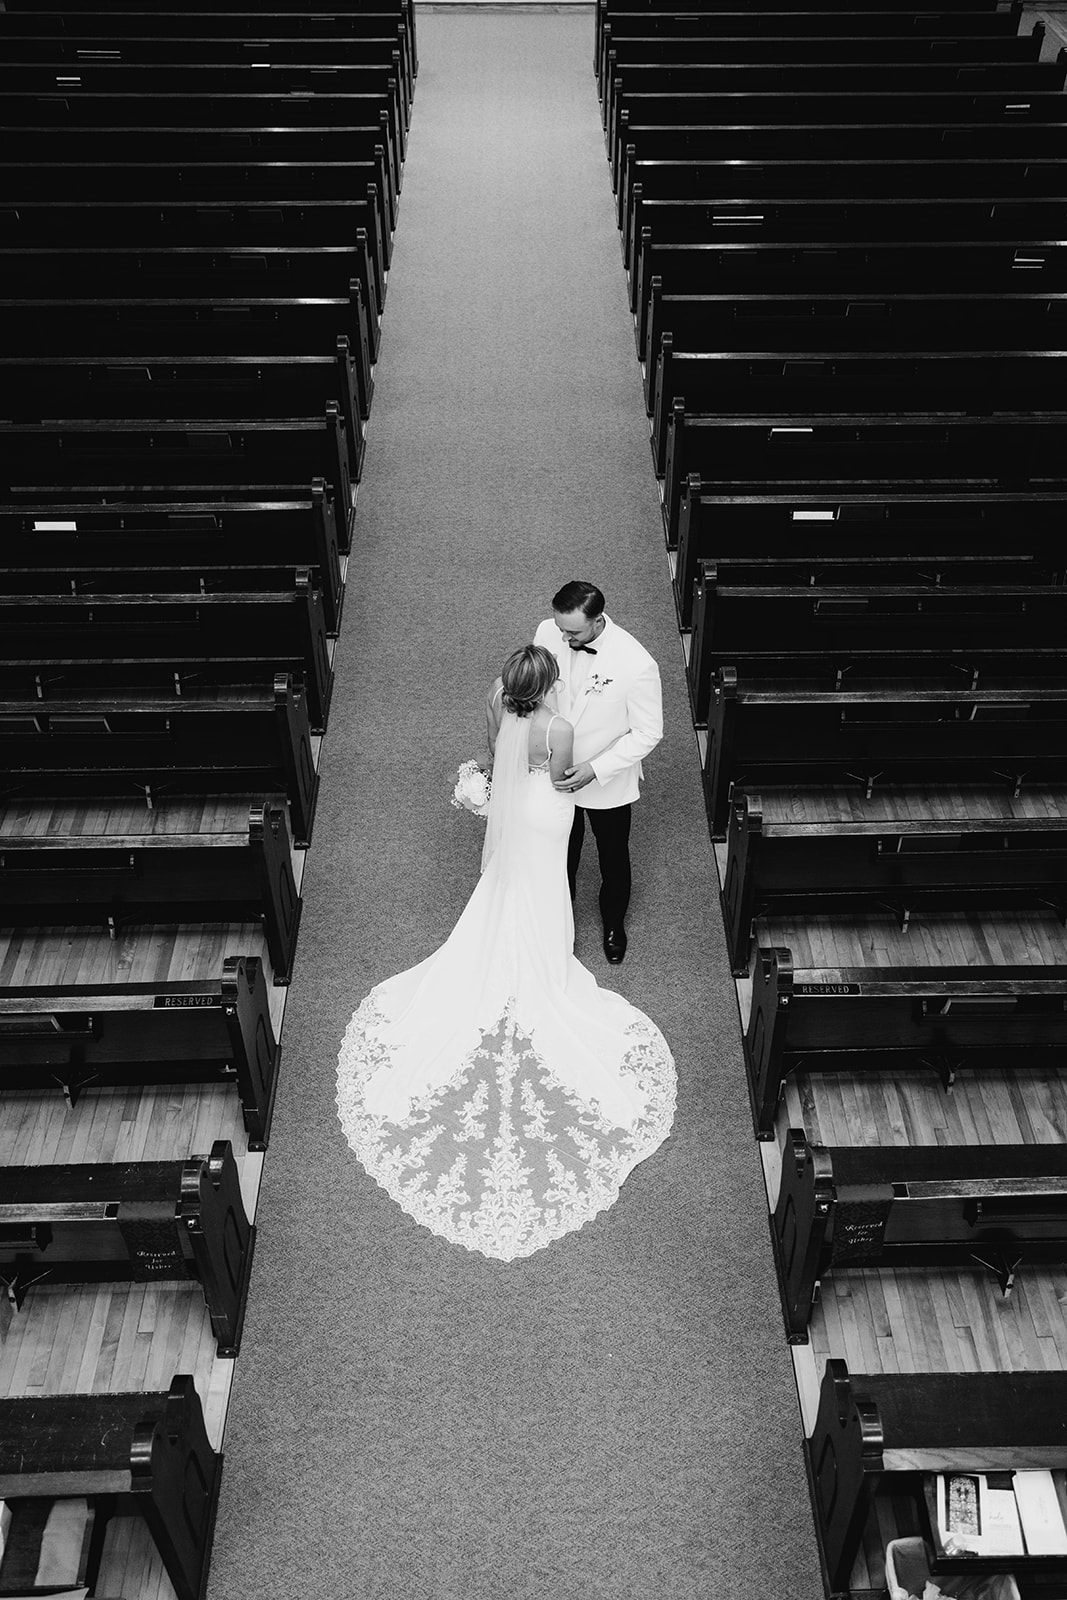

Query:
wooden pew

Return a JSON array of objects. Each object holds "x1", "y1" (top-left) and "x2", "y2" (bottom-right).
[
  {"x1": 704, "y1": 671, "x2": 1067, "y2": 843},
  {"x1": 0, "y1": 7, "x2": 417, "y2": 92},
  {"x1": 665, "y1": 410, "x2": 1067, "y2": 585},
  {"x1": 724, "y1": 796, "x2": 1067, "y2": 975},
  {"x1": 4, "y1": 158, "x2": 394, "y2": 268},
  {"x1": 623, "y1": 153, "x2": 1067, "y2": 270},
  {"x1": 744, "y1": 946, "x2": 1067, "y2": 1138},
  {"x1": 0, "y1": 93, "x2": 403, "y2": 218},
  {"x1": 0, "y1": 673, "x2": 319, "y2": 850},
  {"x1": 633, "y1": 238, "x2": 1067, "y2": 356},
  {"x1": 608, "y1": 93, "x2": 1067, "y2": 190},
  {"x1": 773, "y1": 1130, "x2": 1067, "y2": 1341},
  {"x1": 597, "y1": 3, "x2": 1024, "y2": 83},
  {"x1": 606, "y1": 59, "x2": 1067, "y2": 168},
  {"x1": 0, "y1": 61, "x2": 407, "y2": 179},
  {"x1": 808, "y1": 1361, "x2": 1067, "y2": 1598},
  {"x1": 2, "y1": 484, "x2": 345, "y2": 618},
  {"x1": 628, "y1": 193, "x2": 1067, "y2": 285},
  {"x1": 687, "y1": 577, "x2": 1067, "y2": 668},
  {"x1": 0, "y1": 582, "x2": 331, "y2": 734},
  {"x1": 4, "y1": 33, "x2": 414, "y2": 123},
  {"x1": 0, "y1": 954, "x2": 279, "y2": 1150},
  {"x1": 0, "y1": 801, "x2": 301, "y2": 984},
  {"x1": 688, "y1": 561, "x2": 1067, "y2": 722},
  {"x1": 604, "y1": 35, "x2": 1051, "y2": 142},
  {"x1": 2, "y1": 297, "x2": 376, "y2": 412},
  {"x1": 0, "y1": 416, "x2": 356, "y2": 528},
  {"x1": 0, "y1": 1140, "x2": 254, "y2": 1356},
  {"x1": 1, "y1": 124, "x2": 399, "y2": 227},
  {"x1": 674, "y1": 481, "x2": 1067, "y2": 566},
  {"x1": 0, "y1": 1377, "x2": 221, "y2": 1600},
  {"x1": 1, "y1": 349, "x2": 367, "y2": 507},
  {"x1": 1, "y1": 197, "x2": 385, "y2": 321},
  {"x1": 656, "y1": 345, "x2": 1067, "y2": 503},
  {"x1": 674, "y1": 416, "x2": 1067, "y2": 559}
]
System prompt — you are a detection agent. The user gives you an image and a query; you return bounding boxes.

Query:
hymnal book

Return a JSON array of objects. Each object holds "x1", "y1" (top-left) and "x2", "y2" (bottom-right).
[
  {"x1": 937, "y1": 1473, "x2": 1026, "y2": 1557},
  {"x1": 1014, "y1": 1471, "x2": 1067, "y2": 1556}
]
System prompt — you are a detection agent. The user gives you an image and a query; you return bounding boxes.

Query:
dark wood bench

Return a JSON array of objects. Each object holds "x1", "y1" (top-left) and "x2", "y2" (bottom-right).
[
  {"x1": 604, "y1": 34, "x2": 1050, "y2": 141},
  {"x1": 674, "y1": 481, "x2": 1067, "y2": 565},
  {"x1": 0, "y1": 953, "x2": 279, "y2": 1149},
  {"x1": 1, "y1": 123, "x2": 399, "y2": 227},
  {"x1": 0, "y1": 416, "x2": 355, "y2": 529},
  {"x1": 597, "y1": 2, "x2": 1025, "y2": 82},
  {"x1": 629, "y1": 193, "x2": 1067, "y2": 286},
  {"x1": 745, "y1": 946, "x2": 1067, "y2": 1138},
  {"x1": 0, "y1": 673, "x2": 318, "y2": 849},
  {"x1": 0, "y1": 195, "x2": 385, "y2": 319},
  {"x1": 4, "y1": 485, "x2": 344, "y2": 618},
  {"x1": 0, "y1": 801, "x2": 301, "y2": 983},
  {"x1": 773, "y1": 1130, "x2": 1067, "y2": 1342},
  {"x1": 669, "y1": 418, "x2": 1067, "y2": 561},
  {"x1": 624, "y1": 152, "x2": 1067, "y2": 268},
  {"x1": 724, "y1": 796, "x2": 1067, "y2": 974},
  {"x1": 633, "y1": 239, "x2": 1067, "y2": 357},
  {"x1": 705, "y1": 672, "x2": 1067, "y2": 842},
  {"x1": 609, "y1": 92, "x2": 1067, "y2": 189},
  {"x1": 656, "y1": 345, "x2": 1067, "y2": 508},
  {"x1": 0, "y1": 1139, "x2": 254, "y2": 1355},
  {"x1": 808, "y1": 1361, "x2": 1067, "y2": 1598},
  {"x1": 1, "y1": 300, "x2": 375, "y2": 419},
  {"x1": 607, "y1": 57, "x2": 1067, "y2": 164},
  {"x1": 621, "y1": 125, "x2": 1067, "y2": 226},
  {"x1": 1, "y1": 349, "x2": 368, "y2": 501},
  {"x1": 4, "y1": 157, "x2": 394, "y2": 264},
  {"x1": 0, "y1": 57, "x2": 408, "y2": 162},
  {"x1": 0, "y1": 581, "x2": 331, "y2": 733},
  {"x1": 689, "y1": 564, "x2": 1067, "y2": 720},
  {"x1": 0, "y1": 1377, "x2": 221, "y2": 1600}
]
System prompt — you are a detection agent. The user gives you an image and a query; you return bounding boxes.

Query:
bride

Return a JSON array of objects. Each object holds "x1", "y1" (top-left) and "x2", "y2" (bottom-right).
[{"x1": 336, "y1": 643, "x2": 676, "y2": 1260}]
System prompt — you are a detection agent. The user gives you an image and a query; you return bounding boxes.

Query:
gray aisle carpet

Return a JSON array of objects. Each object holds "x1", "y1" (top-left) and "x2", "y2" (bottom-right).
[{"x1": 209, "y1": 15, "x2": 824, "y2": 1600}]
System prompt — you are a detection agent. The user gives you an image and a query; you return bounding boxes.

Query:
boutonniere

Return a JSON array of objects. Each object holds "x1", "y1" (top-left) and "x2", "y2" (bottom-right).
[{"x1": 587, "y1": 673, "x2": 614, "y2": 695}]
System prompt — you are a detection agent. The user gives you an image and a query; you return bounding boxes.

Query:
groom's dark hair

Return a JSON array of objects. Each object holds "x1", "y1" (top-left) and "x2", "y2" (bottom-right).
[{"x1": 552, "y1": 581, "x2": 604, "y2": 619}]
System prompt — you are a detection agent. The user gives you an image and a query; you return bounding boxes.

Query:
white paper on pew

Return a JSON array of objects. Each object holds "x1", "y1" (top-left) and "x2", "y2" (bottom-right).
[
  {"x1": 937, "y1": 1474, "x2": 1026, "y2": 1557},
  {"x1": 32, "y1": 521, "x2": 77, "y2": 531},
  {"x1": 1015, "y1": 1471, "x2": 1067, "y2": 1555}
]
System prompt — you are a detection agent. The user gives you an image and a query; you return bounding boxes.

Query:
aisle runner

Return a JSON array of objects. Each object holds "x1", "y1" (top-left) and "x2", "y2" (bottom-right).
[{"x1": 210, "y1": 16, "x2": 823, "y2": 1600}]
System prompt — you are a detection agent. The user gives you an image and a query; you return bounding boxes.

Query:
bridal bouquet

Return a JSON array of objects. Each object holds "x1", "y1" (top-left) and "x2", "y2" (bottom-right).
[{"x1": 451, "y1": 760, "x2": 492, "y2": 818}]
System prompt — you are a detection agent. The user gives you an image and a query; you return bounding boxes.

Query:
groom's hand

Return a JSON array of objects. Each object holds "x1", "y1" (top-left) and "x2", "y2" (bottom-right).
[{"x1": 555, "y1": 762, "x2": 595, "y2": 793}]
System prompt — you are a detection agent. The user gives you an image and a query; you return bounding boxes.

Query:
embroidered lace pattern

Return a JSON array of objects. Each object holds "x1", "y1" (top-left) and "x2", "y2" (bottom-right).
[{"x1": 336, "y1": 995, "x2": 676, "y2": 1261}]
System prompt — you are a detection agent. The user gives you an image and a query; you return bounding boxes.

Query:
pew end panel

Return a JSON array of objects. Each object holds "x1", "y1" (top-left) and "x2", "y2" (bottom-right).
[
  {"x1": 181, "y1": 1140, "x2": 255, "y2": 1358},
  {"x1": 807, "y1": 1359, "x2": 885, "y2": 1599},
  {"x1": 249, "y1": 801, "x2": 302, "y2": 985},
  {"x1": 722, "y1": 790, "x2": 762, "y2": 975},
  {"x1": 0, "y1": 1378, "x2": 221, "y2": 1600},
  {"x1": 742, "y1": 942, "x2": 794, "y2": 1139},
  {"x1": 771, "y1": 1128, "x2": 833, "y2": 1343}
]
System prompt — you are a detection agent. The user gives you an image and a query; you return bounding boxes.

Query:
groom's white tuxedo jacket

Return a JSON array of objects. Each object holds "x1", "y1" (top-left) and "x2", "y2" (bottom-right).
[{"x1": 534, "y1": 614, "x2": 663, "y2": 810}]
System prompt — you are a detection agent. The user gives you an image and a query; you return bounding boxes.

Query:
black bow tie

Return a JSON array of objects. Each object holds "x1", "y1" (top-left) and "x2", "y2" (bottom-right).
[{"x1": 569, "y1": 643, "x2": 597, "y2": 655}]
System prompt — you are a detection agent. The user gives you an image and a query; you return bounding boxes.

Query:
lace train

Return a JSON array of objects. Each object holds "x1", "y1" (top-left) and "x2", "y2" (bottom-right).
[{"x1": 336, "y1": 993, "x2": 676, "y2": 1261}]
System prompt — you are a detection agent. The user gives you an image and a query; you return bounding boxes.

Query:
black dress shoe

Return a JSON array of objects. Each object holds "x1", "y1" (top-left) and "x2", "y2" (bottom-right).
[{"x1": 603, "y1": 926, "x2": 627, "y2": 964}]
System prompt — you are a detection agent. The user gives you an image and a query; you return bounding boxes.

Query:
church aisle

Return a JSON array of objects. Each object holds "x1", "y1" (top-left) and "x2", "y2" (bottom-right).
[{"x1": 209, "y1": 14, "x2": 822, "y2": 1599}]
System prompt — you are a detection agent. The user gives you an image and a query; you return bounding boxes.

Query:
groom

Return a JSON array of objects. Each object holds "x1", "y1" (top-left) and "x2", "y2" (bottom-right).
[{"x1": 534, "y1": 581, "x2": 663, "y2": 964}]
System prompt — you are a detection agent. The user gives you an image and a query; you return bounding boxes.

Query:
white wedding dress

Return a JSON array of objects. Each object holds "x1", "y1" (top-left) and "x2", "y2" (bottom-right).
[{"x1": 335, "y1": 708, "x2": 676, "y2": 1260}]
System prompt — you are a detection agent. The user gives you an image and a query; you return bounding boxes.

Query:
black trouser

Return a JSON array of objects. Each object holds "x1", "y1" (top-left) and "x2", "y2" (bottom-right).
[{"x1": 567, "y1": 803, "x2": 632, "y2": 928}]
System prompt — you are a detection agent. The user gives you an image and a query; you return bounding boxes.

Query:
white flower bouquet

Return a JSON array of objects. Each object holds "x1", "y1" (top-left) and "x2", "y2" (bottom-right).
[{"x1": 451, "y1": 759, "x2": 492, "y2": 818}]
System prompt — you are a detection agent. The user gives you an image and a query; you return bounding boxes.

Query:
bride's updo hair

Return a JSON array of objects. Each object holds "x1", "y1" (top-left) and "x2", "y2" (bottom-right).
[{"x1": 500, "y1": 644, "x2": 558, "y2": 718}]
